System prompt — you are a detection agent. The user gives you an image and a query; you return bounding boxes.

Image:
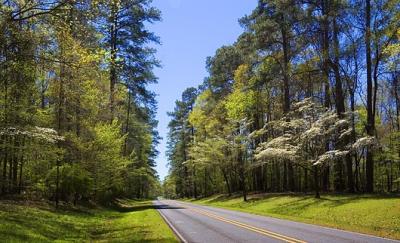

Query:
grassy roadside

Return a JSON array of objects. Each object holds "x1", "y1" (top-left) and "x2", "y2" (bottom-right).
[
  {"x1": 0, "y1": 199, "x2": 178, "y2": 243},
  {"x1": 185, "y1": 193, "x2": 400, "y2": 240}
]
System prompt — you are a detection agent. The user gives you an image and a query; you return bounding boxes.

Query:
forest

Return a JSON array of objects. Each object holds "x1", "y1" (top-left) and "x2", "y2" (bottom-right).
[
  {"x1": 1, "y1": 0, "x2": 399, "y2": 208},
  {"x1": 165, "y1": 0, "x2": 400, "y2": 200},
  {"x1": 0, "y1": 0, "x2": 399, "y2": 242},
  {"x1": 0, "y1": 0, "x2": 162, "y2": 204}
]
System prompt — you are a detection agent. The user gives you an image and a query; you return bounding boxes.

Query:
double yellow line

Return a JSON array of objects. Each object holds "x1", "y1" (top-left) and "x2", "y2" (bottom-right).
[{"x1": 175, "y1": 202, "x2": 307, "y2": 243}]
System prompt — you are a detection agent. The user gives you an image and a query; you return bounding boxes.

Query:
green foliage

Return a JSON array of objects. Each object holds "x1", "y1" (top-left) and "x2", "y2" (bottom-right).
[
  {"x1": 162, "y1": 176, "x2": 177, "y2": 199},
  {"x1": 189, "y1": 90, "x2": 213, "y2": 131},
  {"x1": 86, "y1": 122, "x2": 129, "y2": 200},
  {"x1": 46, "y1": 164, "x2": 92, "y2": 201},
  {"x1": 225, "y1": 64, "x2": 256, "y2": 120},
  {"x1": 206, "y1": 45, "x2": 243, "y2": 96}
]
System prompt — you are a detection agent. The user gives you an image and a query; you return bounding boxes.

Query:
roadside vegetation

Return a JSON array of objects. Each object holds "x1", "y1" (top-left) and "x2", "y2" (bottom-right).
[
  {"x1": 186, "y1": 193, "x2": 400, "y2": 240},
  {"x1": 0, "y1": 199, "x2": 178, "y2": 243},
  {"x1": 1, "y1": 0, "x2": 161, "y2": 205}
]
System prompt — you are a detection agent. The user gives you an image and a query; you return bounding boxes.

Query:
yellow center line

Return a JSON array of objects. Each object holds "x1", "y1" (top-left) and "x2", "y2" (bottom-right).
[{"x1": 172, "y1": 201, "x2": 307, "y2": 243}]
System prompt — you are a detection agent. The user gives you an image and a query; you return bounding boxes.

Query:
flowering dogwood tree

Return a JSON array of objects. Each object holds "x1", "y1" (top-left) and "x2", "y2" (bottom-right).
[{"x1": 255, "y1": 98, "x2": 376, "y2": 198}]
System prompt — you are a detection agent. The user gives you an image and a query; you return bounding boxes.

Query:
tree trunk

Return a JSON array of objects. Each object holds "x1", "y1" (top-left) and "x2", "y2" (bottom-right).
[
  {"x1": 56, "y1": 162, "x2": 60, "y2": 207},
  {"x1": 332, "y1": 17, "x2": 349, "y2": 192},
  {"x1": 394, "y1": 76, "x2": 400, "y2": 168},
  {"x1": 321, "y1": 0, "x2": 331, "y2": 192},
  {"x1": 18, "y1": 135, "x2": 26, "y2": 193},
  {"x1": 193, "y1": 165, "x2": 197, "y2": 198},
  {"x1": 12, "y1": 137, "x2": 18, "y2": 194},
  {"x1": 283, "y1": 162, "x2": 288, "y2": 191},
  {"x1": 281, "y1": 18, "x2": 295, "y2": 192},
  {"x1": 8, "y1": 135, "x2": 13, "y2": 193},
  {"x1": 365, "y1": 0, "x2": 374, "y2": 193},
  {"x1": 275, "y1": 161, "x2": 281, "y2": 191},
  {"x1": 2, "y1": 55, "x2": 8, "y2": 194},
  {"x1": 304, "y1": 168, "x2": 308, "y2": 192},
  {"x1": 222, "y1": 168, "x2": 231, "y2": 196},
  {"x1": 40, "y1": 78, "x2": 46, "y2": 109},
  {"x1": 124, "y1": 92, "x2": 131, "y2": 155},
  {"x1": 109, "y1": 2, "x2": 118, "y2": 122},
  {"x1": 56, "y1": 43, "x2": 66, "y2": 207},
  {"x1": 2, "y1": 135, "x2": 8, "y2": 194},
  {"x1": 394, "y1": 75, "x2": 400, "y2": 131},
  {"x1": 322, "y1": 0, "x2": 331, "y2": 110},
  {"x1": 354, "y1": 155, "x2": 360, "y2": 191},
  {"x1": 314, "y1": 168, "x2": 320, "y2": 199},
  {"x1": 238, "y1": 150, "x2": 247, "y2": 201},
  {"x1": 322, "y1": 166, "x2": 329, "y2": 191},
  {"x1": 18, "y1": 139, "x2": 24, "y2": 194},
  {"x1": 204, "y1": 168, "x2": 207, "y2": 197}
]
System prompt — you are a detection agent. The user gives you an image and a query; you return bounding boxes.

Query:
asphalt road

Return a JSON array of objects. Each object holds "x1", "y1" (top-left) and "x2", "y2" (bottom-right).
[{"x1": 154, "y1": 200, "x2": 399, "y2": 243}]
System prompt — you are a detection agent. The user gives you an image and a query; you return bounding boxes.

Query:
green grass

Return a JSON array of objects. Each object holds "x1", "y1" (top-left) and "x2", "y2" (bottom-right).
[
  {"x1": 185, "y1": 193, "x2": 400, "y2": 240},
  {"x1": 0, "y1": 199, "x2": 178, "y2": 243}
]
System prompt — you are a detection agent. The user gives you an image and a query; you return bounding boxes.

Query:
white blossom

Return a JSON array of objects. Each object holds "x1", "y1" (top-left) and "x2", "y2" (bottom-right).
[
  {"x1": 249, "y1": 128, "x2": 266, "y2": 139},
  {"x1": 255, "y1": 147, "x2": 299, "y2": 161},
  {"x1": 339, "y1": 128, "x2": 353, "y2": 140},
  {"x1": 334, "y1": 119, "x2": 349, "y2": 129},
  {"x1": 301, "y1": 126, "x2": 323, "y2": 141},
  {"x1": 0, "y1": 126, "x2": 64, "y2": 143},
  {"x1": 313, "y1": 150, "x2": 350, "y2": 165},
  {"x1": 352, "y1": 136, "x2": 377, "y2": 150},
  {"x1": 316, "y1": 112, "x2": 338, "y2": 127},
  {"x1": 264, "y1": 134, "x2": 295, "y2": 148}
]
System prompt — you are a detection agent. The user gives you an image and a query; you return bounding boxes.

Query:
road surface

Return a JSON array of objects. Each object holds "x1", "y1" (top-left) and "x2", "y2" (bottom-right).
[{"x1": 154, "y1": 200, "x2": 398, "y2": 243}]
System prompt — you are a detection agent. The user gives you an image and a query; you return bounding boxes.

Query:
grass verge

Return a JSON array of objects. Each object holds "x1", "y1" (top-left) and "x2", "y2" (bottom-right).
[
  {"x1": 0, "y1": 199, "x2": 178, "y2": 243},
  {"x1": 185, "y1": 193, "x2": 400, "y2": 240}
]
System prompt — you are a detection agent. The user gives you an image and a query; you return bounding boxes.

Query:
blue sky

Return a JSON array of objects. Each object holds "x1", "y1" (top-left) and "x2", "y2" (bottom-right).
[{"x1": 149, "y1": 0, "x2": 258, "y2": 180}]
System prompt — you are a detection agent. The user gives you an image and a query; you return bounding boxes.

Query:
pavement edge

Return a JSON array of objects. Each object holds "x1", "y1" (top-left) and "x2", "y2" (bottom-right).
[{"x1": 155, "y1": 201, "x2": 188, "y2": 243}]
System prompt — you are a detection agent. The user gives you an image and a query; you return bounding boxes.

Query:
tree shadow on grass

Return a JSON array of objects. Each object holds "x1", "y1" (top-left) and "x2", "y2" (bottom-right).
[
  {"x1": 245, "y1": 193, "x2": 400, "y2": 215},
  {"x1": 201, "y1": 192, "x2": 400, "y2": 213},
  {"x1": 204, "y1": 193, "x2": 243, "y2": 203},
  {"x1": 0, "y1": 199, "x2": 181, "y2": 242},
  {"x1": 153, "y1": 204, "x2": 185, "y2": 210},
  {"x1": 108, "y1": 200, "x2": 184, "y2": 212},
  {"x1": 90, "y1": 225, "x2": 177, "y2": 243},
  {"x1": 0, "y1": 205, "x2": 90, "y2": 242},
  {"x1": 207, "y1": 192, "x2": 399, "y2": 203}
]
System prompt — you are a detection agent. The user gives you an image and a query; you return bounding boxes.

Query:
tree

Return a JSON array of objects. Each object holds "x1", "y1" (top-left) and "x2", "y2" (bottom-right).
[
  {"x1": 167, "y1": 87, "x2": 198, "y2": 197},
  {"x1": 99, "y1": 0, "x2": 161, "y2": 121},
  {"x1": 256, "y1": 98, "x2": 363, "y2": 198}
]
